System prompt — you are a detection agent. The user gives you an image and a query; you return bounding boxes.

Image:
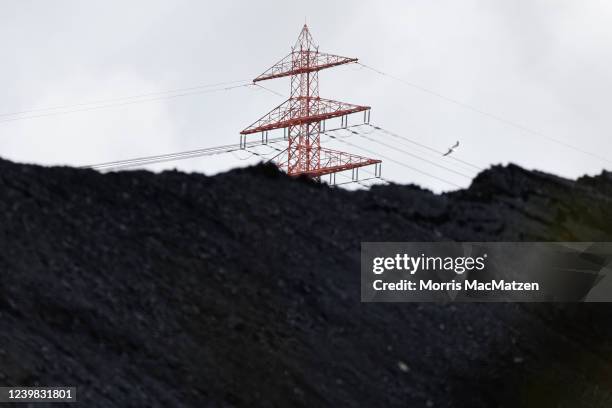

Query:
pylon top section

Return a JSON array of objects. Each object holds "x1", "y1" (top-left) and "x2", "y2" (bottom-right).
[
  {"x1": 295, "y1": 24, "x2": 315, "y2": 49},
  {"x1": 253, "y1": 25, "x2": 358, "y2": 83}
]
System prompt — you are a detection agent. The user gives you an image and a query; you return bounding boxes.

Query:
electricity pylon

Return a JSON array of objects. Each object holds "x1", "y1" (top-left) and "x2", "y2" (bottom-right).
[{"x1": 241, "y1": 24, "x2": 381, "y2": 180}]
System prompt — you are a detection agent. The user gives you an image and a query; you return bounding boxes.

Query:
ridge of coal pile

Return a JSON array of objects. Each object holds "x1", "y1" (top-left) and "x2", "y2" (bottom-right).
[{"x1": 1, "y1": 158, "x2": 612, "y2": 408}]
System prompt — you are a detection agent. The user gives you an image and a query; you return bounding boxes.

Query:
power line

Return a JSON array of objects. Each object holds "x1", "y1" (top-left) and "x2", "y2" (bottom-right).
[
  {"x1": 359, "y1": 166, "x2": 391, "y2": 183},
  {"x1": 83, "y1": 124, "x2": 368, "y2": 171},
  {"x1": 0, "y1": 79, "x2": 251, "y2": 118},
  {"x1": 84, "y1": 138, "x2": 277, "y2": 170},
  {"x1": 79, "y1": 119, "x2": 463, "y2": 190},
  {"x1": 84, "y1": 138, "x2": 286, "y2": 171},
  {"x1": 327, "y1": 125, "x2": 469, "y2": 186},
  {"x1": 327, "y1": 132, "x2": 463, "y2": 188},
  {"x1": 326, "y1": 126, "x2": 475, "y2": 180},
  {"x1": 265, "y1": 146, "x2": 288, "y2": 164},
  {"x1": 88, "y1": 148, "x2": 238, "y2": 171},
  {"x1": 353, "y1": 167, "x2": 392, "y2": 187},
  {"x1": 352, "y1": 129, "x2": 474, "y2": 179},
  {"x1": 369, "y1": 125, "x2": 484, "y2": 171},
  {"x1": 230, "y1": 150, "x2": 257, "y2": 161},
  {"x1": 82, "y1": 120, "x2": 462, "y2": 189},
  {"x1": 332, "y1": 173, "x2": 382, "y2": 188},
  {"x1": 0, "y1": 83, "x2": 253, "y2": 125},
  {"x1": 244, "y1": 147, "x2": 277, "y2": 160},
  {"x1": 261, "y1": 124, "x2": 369, "y2": 166},
  {"x1": 359, "y1": 62, "x2": 612, "y2": 166},
  {"x1": 254, "y1": 83, "x2": 286, "y2": 98}
]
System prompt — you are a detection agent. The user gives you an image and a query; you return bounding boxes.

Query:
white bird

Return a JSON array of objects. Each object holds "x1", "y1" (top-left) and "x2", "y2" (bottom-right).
[{"x1": 443, "y1": 141, "x2": 460, "y2": 157}]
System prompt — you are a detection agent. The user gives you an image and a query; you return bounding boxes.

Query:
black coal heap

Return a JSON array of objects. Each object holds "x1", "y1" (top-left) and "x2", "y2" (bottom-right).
[{"x1": 1, "y1": 159, "x2": 612, "y2": 407}]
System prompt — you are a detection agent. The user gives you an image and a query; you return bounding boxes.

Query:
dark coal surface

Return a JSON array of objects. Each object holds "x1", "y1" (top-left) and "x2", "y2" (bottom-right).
[{"x1": 1, "y1": 158, "x2": 612, "y2": 407}]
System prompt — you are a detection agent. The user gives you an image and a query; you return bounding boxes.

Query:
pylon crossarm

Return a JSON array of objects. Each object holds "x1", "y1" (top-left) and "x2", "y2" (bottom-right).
[
  {"x1": 278, "y1": 147, "x2": 380, "y2": 177},
  {"x1": 240, "y1": 98, "x2": 293, "y2": 135},
  {"x1": 240, "y1": 98, "x2": 370, "y2": 135},
  {"x1": 293, "y1": 160, "x2": 380, "y2": 177},
  {"x1": 319, "y1": 148, "x2": 380, "y2": 169},
  {"x1": 254, "y1": 51, "x2": 358, "y2": 82}
]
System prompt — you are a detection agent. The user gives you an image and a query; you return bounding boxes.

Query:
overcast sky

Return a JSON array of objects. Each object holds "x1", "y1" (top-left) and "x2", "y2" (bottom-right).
[{"x1": 1, "y1": 0, "x2": 611, "y2": 192}]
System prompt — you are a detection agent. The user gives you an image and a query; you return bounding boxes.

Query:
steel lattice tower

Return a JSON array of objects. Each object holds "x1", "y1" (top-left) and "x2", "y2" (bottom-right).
[{"x1": 241, "y1": 25, "x2": 381, "y2": 180}]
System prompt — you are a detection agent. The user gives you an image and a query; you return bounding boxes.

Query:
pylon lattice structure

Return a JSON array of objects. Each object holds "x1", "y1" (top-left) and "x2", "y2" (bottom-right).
[{"x1": 241, "y1": 25, "x2": 381, "y2": 180}]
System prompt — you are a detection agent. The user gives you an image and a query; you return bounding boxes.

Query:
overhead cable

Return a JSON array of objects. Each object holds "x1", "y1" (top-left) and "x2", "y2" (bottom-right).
[
  {"x1": 359, "y1": 62, "x2": 612, "y2": 166},
  {"x1": 0, "y1": 83, "x2": 253, "y2": 125},
  {"x1": 328, "y1": 132, "x2": 463, "y2": 188},
  {"x1": 369, "y1": 125, "x2": 484, "y2": 171},
  {"x1": 0, "y1": 79, "x2": 251, "y2": 118}
]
